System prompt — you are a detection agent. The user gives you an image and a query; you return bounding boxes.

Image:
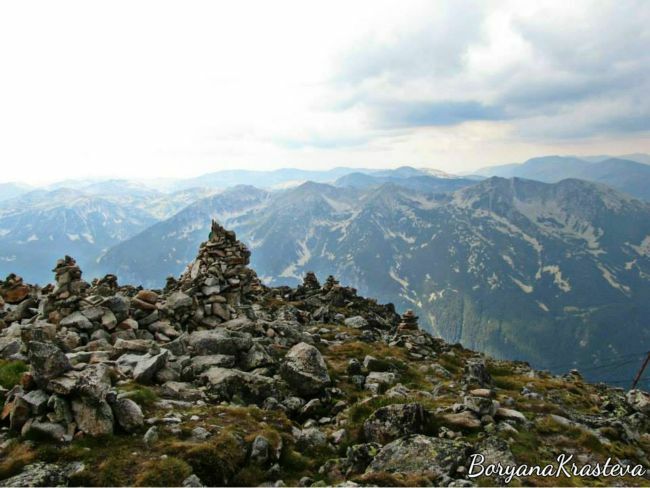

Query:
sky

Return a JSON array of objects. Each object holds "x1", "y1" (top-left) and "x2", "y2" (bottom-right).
[{"x1": 1, "y1": 0, "x2": 649, "y2": 185}]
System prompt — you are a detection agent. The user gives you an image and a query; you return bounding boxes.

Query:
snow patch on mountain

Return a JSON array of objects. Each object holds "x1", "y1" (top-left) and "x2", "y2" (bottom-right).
[
  {"x1": 541, "y1": 265, "x2": 571, "y2": 292},
  {"x1": 631, "y1": 236, "x2": 650, "y2": 257},
  {"x1": 511, "y1": 277, "x2": 533, "y2": 293},
  {"x1": 597, "y1": 263, "x2": 631, "y2": 294}
]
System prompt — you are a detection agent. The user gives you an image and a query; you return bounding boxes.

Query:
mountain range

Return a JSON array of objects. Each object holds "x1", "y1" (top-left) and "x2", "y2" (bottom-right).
[
  {"x1": 1, "y1": 158, "x2": 649, "y2": 382},
  {"x1": 476, "y1": 156, "x2": 650, "y2": 200},
  {"x1": 94, "y1": 176, "x2": 650, "y2": 383}
]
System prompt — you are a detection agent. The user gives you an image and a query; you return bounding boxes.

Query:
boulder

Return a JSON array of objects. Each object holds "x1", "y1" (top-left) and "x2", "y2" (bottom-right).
[
  {"x1": 441, "y1": 411, "x2": 482, "y2": 430},
  {"x1": 363, "y1": 403, "x2": 430, "y2": 444},
  {"x1": 364, "y1": 372, "x2": 397, "y2": 394},
  {"x1": 240, "y1": 342, "x2": 275, "y2": 371},
  {"x1": 111, "y1": 397, "x2": 144, "y2": 432},
  {"x1": 463, "y1": 395, "x2": 498, "y2": 417},
  {"x1": 495, "y1": 407, "x2": 527, "y2": 423},
  {"x1": 464, "y1": 359, "x2": 492, "y2": 387},
  {"x1": 0, "y1": 462, "x2": 84, "y2": 487},
  {"x1": 188, "y1": 329, "x2": 252, "y2": 356},
  {"x1": 626, "y1": 389, "x2": 650, "y2": 415},
  {"x1": 22, "y1": 389, "x2": 49, "y2": 415},
  {"x1": 366, "y1": 435, "x2": 471, "y2": 478},
  {"x1": 296, "y1": 427, "x2": 328, "y2": 450},
  {"x1": 59, "y1": 311, "x2": 93, "y2": 330},
  {"x1": 344, "y1": 316, "x2": 368, "y2": 328},
  {"x1": 165, "y1": 291, "x2": 192, "y2": 311},
  {"x1": 161, "y1": 381, "x2": 206, "y2": 401},
  {"x1": 200, "y1": 367, "x2": 283, "y2": 403},
  {"x1": 280, "y1": 342, "x2": 330, "y2": 396},
  {"x1": 28, "y1": 341, "x2": 72, "y2": 388},
  {"x1": 71, "y1": 397, "x2": 114, "y2": 436},
  {"x1": 21, "y1": 420, "x2": 66, "y2": 442},
  {"x1": 250, "y1": 435, "x2": 272, "y2": 465},
  {"x1": 133, "y1": 350, "x2": 169, "y2": 384}
]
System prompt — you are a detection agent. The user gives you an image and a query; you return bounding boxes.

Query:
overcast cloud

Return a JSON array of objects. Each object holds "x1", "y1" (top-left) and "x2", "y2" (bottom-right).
[{"x1": 0, "y1": 0, "x2": 648, "y2": 184}]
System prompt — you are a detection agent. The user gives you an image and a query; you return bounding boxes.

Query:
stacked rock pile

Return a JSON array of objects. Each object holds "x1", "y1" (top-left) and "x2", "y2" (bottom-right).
[{"x1": 167, "y1": 220, "x2": 259, "y2": 329}]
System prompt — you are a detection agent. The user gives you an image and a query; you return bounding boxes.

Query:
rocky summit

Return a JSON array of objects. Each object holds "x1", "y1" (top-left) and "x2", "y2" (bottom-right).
[{"x1": 0, "y1": 221, "x2": 649, "y2": 487}]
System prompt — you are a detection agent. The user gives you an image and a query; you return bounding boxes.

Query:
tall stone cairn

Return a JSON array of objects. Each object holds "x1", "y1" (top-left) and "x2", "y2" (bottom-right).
[
  {"x1": 175, "y1": 220, "x2": 258, "y2": 327},
  {"x1": 397, "y1": 309, "x2": 419, "y2": 333},
  {"x1": 302, "y1": 272, "x2": 321, "y2": 291},
  {"x1": 46, "y1": 256, "x2": 89, "y2": 320}
]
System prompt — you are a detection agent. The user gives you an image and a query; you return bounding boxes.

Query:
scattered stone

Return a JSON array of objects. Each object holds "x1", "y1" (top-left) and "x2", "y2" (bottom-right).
[
  {"x1": 363, "y1": 403, "x2": 430, "y2": 444},
  {"x1": 110, "y1": 397, "x2": 144, "y2": 432},
  {"x1": 495, "y1": 407, "x2": 527, "y2": 423},
  {"x1": 280, "y1": 342, "x2": 330, "y2": 396}
]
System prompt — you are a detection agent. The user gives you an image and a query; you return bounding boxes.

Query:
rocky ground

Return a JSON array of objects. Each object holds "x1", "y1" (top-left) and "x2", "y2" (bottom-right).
[{"x1": 0, "y1": 220, "x2": 649, "y2": 487}]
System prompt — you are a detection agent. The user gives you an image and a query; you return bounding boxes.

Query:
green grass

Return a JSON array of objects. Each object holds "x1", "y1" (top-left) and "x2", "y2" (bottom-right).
[
  {"x1": 0, "y1": 360, "x2": 28, "y2": 389},
  {"x1": 118, "y1": 383, "x2": 159, "y2": 409},
  {"x1": 134, "y1": 457, "x2": 192, "y2": 487}
]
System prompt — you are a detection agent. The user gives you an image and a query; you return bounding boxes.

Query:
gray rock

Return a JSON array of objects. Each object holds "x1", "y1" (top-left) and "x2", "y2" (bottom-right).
[
  {"x1": 345, "y1": 442, "x2": 382, "y2": 476},
  {"x1": 161, "y1": 381, "x2": 206, "y2": 401},
  {"x1": 364, "y1": 372, "x2": 397, "y2": 393},
  {"x1": 182, "y1": 474, "x2": 204, "y2": 487},
  {"x1": 0, "y1": 462, "x2": 84, "y2": 487},
  {"x1": 363, "y1": 403, "x2": 430, "y2": 444},
  {"x1": 367, "y1": 435, "x2": 471, "y2": 477},
  {"x1": 111, "y1": 397, "x2": 144, "y2": 432},
  {"x1": 144, "y1": 426, "x2": 159, "y2": 447},
  {"x1": 28, "y1": 341, "x2": 72, "y2": 388},
  {"x1": 280, "y1": 342, "x2": 330, "y2": 396},
  {"x1": 344, "y1": 316, "x2": 368, "y2": 328},
  {"x1": 21, "y1": 419, "x2": 67, "y2": 442},
  {"x1": 101, "y1": 310, "x2": 117, "y2": 330},
  {"x1": 191, "y1": 426, "x2": 211, "y2": 441},
  {"x1": 494, "y1": 407, "x2": 527, "y2": 423},
  {"x1": 200, "y1": 367, "x2": 283, "y2": 404},
  {"x1": 188, "y1": 329, "x2": 252, "y2": 356},
  {"x1": 22, "y1": 389, "x2": 50, "y2": 415},
  {"x1": 133, "y1": 350, "x2": 169, "y2": 384},
  {"x1": 240, "y1": 342, "x2": 275, "y2": 371},
  {"x1": 60, "y1": 311, "x2": 93, "y2": 330},
  {"x1": 250, "y1": 435, "x2": 271, "y2": 465},
  {"x1": 464, "y1": 395, "x2": 498, "y2": 417},
  {"x1": 464, "y1": 359, "x2": 492, "y2": 387},
  {"x1": 71, "y1": 397, "x2": 114, "y2": 436},
  {"x1": 296, "y1": 427, "x2": 327, "y2": 450},
  {"x1": 441, "y1": 411, "x2": 482, "y2": 430},
  {"x1": 189, "y1": 354, "x2": 236, "y2": 376},
  {"x1": 166, "y1": 291, "x2": 193, "y2": 311},
  {"x1": 626, "y1": 389, "x2": 650, "y2": 415},
  {"x1": 103, "y1": 295, "x2": 130, "y2": 322}
]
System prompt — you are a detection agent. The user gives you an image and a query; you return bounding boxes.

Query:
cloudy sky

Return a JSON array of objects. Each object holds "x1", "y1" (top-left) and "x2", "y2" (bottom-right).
[{"x1": 1, "y1": 0, "x2": 649, "y2": 184}]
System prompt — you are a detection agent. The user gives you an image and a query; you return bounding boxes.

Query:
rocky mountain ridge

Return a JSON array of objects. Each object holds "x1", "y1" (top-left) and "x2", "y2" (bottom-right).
[
  {"x1": 0, "y1": 221, "x2": 649, "y2": 486},
  {"x1": 97, "y1": 178, "x2": 650, "y2": 384}
]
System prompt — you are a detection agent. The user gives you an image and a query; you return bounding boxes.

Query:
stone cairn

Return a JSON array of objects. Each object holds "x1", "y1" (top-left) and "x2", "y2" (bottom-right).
[
  {"x1": 0, "y1": 273, "x2": 31, "y2": 305},
  {"x1": 322, "y1": 275, "x2": 339, "y2": 292},
  {"x1": 172, "y1": 220, "x2": 258, "y2": 328},
  {"x1": 303, "y1": 272, "x2": 320, "y2": 290},
  {"x1": 91, "y1": 274, "x2": 119, "y2": 297},
  {"x1": 45, "y1": 256, "x2": 89, "y2": 321},
  {"x1": 397, "y1": 309, "x2": 419, "y2": 333}
]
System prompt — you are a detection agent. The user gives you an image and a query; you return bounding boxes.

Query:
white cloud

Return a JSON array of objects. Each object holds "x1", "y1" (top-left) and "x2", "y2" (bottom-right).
[{"x1": 0, "y1": 0, "x2": 648, "y2": 184}]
